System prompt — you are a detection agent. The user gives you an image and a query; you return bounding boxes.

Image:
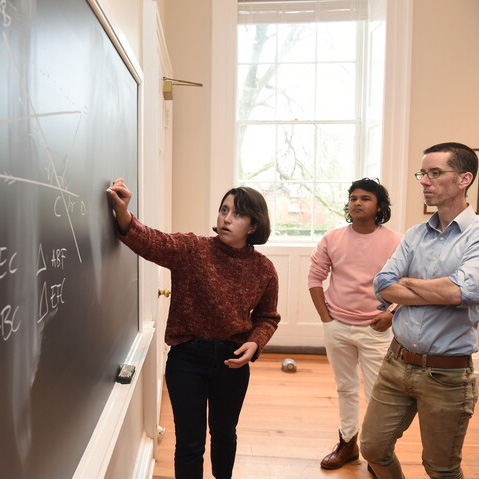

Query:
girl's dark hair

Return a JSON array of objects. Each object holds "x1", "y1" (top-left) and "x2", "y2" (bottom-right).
[
  {"x1": 213, "y1": 186, "x2": 271, "y2": 245},
  {"x1": 343, "y1": 178, "x2": 392, "y2": 225}
]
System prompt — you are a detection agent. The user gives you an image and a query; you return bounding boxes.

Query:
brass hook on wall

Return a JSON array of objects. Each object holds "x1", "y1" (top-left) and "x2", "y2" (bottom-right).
[{"x1": 163, "y1": 76, "x2": 203, "y2": 100}]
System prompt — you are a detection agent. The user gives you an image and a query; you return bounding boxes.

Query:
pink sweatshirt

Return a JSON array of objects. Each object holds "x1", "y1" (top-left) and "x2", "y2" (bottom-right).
[{"x1": 308, "y1": 225, "x2": 402, "y2": 325}]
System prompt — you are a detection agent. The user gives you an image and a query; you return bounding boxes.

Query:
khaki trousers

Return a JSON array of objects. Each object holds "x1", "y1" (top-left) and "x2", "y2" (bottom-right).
[{"x1": 361, "y1": 349, "x2": 477, "y2": 479}]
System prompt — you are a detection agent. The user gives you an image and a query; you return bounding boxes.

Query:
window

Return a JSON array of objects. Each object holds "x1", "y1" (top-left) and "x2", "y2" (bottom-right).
[{"x1": 236, "y1": 0, "x2": 375, "y2": 241}]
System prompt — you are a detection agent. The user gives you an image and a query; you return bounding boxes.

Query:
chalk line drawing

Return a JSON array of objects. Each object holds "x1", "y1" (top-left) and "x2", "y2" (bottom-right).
[
  {"x1": 2, "y1": 31, "x2": 84, "y2": 262},
  {"x1": 38, "y1": 281, "x2": 48, "y2": 324},
  {"x1": 0, "y1": 173, "x2": 80, "y2": 198},
  {"x1": 0, "y1": 110, "x2": 82, "y2": 127},
  {"x1": 36, "y1": 244, "x2": 47, "y2": 276},
  {"x1": 0, "y1": 0, "x2": 12, "y2": 28}
]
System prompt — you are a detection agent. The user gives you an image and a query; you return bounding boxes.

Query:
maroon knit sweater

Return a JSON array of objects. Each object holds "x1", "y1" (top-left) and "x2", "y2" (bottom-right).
[{"x1": 119, "y1": 215, "x2": 280, "y2": 357}]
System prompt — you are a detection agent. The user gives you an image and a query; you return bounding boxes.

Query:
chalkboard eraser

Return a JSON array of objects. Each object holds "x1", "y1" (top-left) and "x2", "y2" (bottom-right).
[{"x1": 116, "y1": 364, "x2": 136, "y2": 384}]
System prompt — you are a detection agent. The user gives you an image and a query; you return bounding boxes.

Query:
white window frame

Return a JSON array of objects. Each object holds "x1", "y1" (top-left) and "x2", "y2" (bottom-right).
[
  {"x1": 209, "y1": 0, "x2": 411, "y2": 239},
  {"x1": 235, "y1": 10, "x2": 368, "y2": 242}
]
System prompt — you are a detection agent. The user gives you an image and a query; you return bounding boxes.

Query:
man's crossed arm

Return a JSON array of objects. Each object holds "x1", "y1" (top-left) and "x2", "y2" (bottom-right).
[{"x1": 379, "y1": 277, "x2": 462, "y2": 306}]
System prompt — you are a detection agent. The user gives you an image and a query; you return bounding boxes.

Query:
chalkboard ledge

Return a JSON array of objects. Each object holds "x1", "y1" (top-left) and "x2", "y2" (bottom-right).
[{"x1": 72, "y1": 322, "x2": 156, "y2": 478}]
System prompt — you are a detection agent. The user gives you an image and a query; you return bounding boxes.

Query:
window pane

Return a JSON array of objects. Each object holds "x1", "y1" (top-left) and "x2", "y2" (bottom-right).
[
  {"x1": 316, "y1": 63, "x2": 355, "y2": 120},
  {"x1": 238, "y1": 24, "x2": 277, "y2": 63},
  {"x1": 277, "y1": 124, "x2": 315, "y2": 181},
  {"x1": 237, "y1": 124, "x2": 276, "y2": 181},
  {"x1": 274, "y1": 182, "x2": 314, "y2": 238},
  {"x1": 313, "y1": 182, "x2": 350, "y2": 238},
  {"x1": 277, "y1": 63, "x2": 316, "y2": 120},
  {"x1": 316, "y1": 124, "x2": 356, "y2": 181},
  {"x1": 317, "y1": 21, "x2": 357, "y2": 61},
  {"x1": 237, "y1": 64, "x2": 276, "y2": 121},
  {"x1": 277, "y1": 23, "x2": 316, "y2": 62}
]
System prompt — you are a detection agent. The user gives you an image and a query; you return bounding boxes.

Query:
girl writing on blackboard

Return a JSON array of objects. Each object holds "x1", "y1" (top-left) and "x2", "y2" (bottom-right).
[{"x1": 107, "y1": 178, "x2": 280, "y2": 479}]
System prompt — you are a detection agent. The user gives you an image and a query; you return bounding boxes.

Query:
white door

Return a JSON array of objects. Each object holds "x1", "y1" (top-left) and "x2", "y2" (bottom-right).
[
  {"x1": 154, "y1": 7, "x2": 173, "y2": 400},
  {"x1": 141, "y1": 2, "x2": 173, "y2": 434}
]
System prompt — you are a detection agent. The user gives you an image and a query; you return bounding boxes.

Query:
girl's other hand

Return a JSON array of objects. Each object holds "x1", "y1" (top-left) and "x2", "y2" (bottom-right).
[{"x1": 224, "y1": 342, "x2": 258, "y2": 368}]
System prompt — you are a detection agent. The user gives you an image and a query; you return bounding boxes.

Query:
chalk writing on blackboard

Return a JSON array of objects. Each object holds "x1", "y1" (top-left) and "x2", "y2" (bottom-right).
[
  {"x1": 0, "y1": 0, "x2": 11, "y2": 28},
  {"x1": 1, "y1": 242, "x2": 68, "y2": 341},
  {"x1": 0, "y1": 247, "x2": 20, "y2": 341},
  {"x1": 38, "y1": 245, "x2": 68, "y2": 325}
]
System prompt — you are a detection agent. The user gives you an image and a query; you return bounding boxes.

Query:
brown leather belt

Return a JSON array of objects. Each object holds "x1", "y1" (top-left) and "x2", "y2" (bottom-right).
[{"x1": 391, "y1": 338, "x2": 471, "y2": 369}]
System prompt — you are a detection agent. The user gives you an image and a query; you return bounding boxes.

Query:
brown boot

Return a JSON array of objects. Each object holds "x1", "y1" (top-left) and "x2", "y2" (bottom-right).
[{"x1": 320, "y1": 430, "x2": 359, "y2": 470}]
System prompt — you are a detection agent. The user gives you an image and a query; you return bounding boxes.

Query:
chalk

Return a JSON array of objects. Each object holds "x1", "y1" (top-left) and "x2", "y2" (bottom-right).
[{"x1": 106, "y1": 188, "x2": 113, "y2": 193}]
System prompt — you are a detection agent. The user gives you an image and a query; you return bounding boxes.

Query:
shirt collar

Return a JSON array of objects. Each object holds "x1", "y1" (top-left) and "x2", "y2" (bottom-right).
[{"x1": 427, "y1": 204, "x2": 477, "y2": 233}]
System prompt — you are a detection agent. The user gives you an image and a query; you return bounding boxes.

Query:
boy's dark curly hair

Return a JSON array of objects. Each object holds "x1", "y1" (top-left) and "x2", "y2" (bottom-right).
[{"x1": 343, "y1": 178, "x2": 392, "y2": 225}]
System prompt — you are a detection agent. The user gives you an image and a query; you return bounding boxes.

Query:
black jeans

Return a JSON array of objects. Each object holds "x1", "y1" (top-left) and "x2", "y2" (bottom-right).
[{"x1": 165, "y1": 338, "x2": 250, "y2": 479}]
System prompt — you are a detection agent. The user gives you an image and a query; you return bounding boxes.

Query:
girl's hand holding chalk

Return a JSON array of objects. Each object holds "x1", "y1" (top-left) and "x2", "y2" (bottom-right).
[{"x1": 107, "y1": 178, "x2": 132, "y2": 234}]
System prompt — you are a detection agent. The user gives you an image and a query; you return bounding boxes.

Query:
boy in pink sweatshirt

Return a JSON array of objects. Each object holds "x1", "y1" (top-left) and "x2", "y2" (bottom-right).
[{"x1": 308, "y1": 178, "x2": 402, "y2": 475}]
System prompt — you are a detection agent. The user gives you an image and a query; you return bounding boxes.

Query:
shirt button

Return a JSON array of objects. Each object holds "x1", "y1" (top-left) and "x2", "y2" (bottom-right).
[
  {"x1": 439, "y1": 237, "x2": 444, "y2": 241},
  {"x1": 413, "y1": 344, "x2": 417, "y2": 348}
]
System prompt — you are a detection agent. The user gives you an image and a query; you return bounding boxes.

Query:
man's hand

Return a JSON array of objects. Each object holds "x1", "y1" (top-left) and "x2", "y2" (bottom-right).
[
  {"x1": 370, "y1": 312, "x2": 393, "y2": 332},
  {"x1": 309, "y1": 287, "x2": 333, "y2": 323},
  {"x1": 224, "y1": 342, "x2": 258, "y2": 368}
]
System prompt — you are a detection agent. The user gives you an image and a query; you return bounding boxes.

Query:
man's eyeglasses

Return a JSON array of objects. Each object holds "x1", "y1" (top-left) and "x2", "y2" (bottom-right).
[{"x1": 414, "y1": 170, "x2": 466, "y2": 180}]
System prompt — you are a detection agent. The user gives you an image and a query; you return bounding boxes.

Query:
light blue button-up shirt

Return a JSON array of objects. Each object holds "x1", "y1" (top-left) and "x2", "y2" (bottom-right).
[{"x1": 374, "y1": 205, "x2": 479, "y2": 356}]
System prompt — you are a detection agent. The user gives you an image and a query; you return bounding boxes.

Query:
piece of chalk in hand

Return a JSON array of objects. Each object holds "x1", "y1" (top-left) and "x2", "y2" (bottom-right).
[{"x1": 106, "y1": 188, "x2": 113, "y2": 193}]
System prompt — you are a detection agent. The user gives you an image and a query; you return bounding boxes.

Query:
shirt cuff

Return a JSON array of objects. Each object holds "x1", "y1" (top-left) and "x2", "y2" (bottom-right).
[
  {"x1": 374, "y1": 272, "x2": 399, "y2": 294},
  {"x1": 449, "y1": 272, "x2": 479, "y2": 305}
]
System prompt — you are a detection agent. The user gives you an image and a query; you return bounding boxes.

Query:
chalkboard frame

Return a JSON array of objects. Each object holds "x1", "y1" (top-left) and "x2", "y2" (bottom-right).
[{"x1": 87, "y1": 0, "x2": 143, "y2": 87}]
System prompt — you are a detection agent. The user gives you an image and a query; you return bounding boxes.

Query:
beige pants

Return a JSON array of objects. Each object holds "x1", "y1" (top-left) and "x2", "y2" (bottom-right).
[{"x1": 323, "y1": 318, "x2": 392, "y2": 442}]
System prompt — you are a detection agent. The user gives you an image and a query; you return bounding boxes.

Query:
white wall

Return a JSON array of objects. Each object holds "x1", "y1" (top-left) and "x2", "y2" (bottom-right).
[
  {"x1": 405, "y1": 0, "x2": 479, "y2": 229},
  {"x1": 162, "y1": 0, "x2": 214, "y2": 235}
]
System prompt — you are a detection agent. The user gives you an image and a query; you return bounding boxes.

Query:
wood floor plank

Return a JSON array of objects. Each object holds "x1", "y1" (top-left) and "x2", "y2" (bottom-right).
[{"x1": 154, "y1": 353, "x2": 479, "y2": 479}]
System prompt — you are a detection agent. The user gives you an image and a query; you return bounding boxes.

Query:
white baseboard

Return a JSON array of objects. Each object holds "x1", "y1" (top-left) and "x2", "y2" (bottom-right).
[{"x1": 132, "y1": 433, "x2": 155, "y2": 479}]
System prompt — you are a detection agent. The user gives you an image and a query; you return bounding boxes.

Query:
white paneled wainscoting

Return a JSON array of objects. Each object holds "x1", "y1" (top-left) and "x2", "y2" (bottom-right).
[{"x1": 257, "y1": 244, "x2": 327, "y2": 353}]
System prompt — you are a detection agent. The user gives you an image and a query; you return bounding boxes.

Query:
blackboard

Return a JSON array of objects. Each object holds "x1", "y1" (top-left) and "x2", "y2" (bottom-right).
[{"x1": 0, "y1": 0, "x2": 140, "y2": 477}]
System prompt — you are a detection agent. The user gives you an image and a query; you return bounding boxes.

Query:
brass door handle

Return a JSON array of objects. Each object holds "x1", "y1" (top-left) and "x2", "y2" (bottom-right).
[{"x1": 158, "y1": 288, "x2": 171, "y2": 298}]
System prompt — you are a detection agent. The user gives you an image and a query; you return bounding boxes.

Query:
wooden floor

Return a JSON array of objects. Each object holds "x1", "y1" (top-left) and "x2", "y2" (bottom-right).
[{"x1": 153, "y1": 353, "x2": 479, "y2": 479}]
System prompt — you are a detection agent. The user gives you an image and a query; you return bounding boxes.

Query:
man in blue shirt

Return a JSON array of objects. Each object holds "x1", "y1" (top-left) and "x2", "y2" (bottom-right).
[{"x1": 361, "y1": 142, "x2": 479, "y2": 479}]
